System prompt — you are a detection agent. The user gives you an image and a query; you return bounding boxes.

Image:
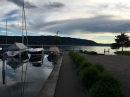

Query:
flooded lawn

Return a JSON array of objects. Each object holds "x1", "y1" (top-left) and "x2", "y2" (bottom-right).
[{"x1": 0, "y1": 54, "x2": 54, "y2": 97}]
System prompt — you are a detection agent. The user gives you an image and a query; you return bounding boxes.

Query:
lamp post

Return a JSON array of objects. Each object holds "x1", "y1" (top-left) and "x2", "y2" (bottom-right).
[{"x1": 56, "y1": 31, "x2": 59, "y2": 36}]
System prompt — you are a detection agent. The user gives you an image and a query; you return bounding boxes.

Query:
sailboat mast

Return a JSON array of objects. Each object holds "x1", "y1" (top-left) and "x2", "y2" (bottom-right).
[
  {"x1": 6, "y1": 19, "x2": 7, "y2": 47},
  {"x1": 22, "y1": 0, "x2": 24, "y2": 43},
  {"x1": 23, "y1": 0, "x2": 28, "y2": 46}
]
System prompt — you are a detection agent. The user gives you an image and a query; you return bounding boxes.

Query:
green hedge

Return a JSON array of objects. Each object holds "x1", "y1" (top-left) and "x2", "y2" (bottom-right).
[
  {"x1": 115, "y1": 51, "x2": 130, "y2": 55},
  {"x1": 94, "y1": 63, "x2": 105, "y2": 73},
  {"x1": 79, "y1": 66, "x2": 100, "y2": 89},
  {"x1": 69, "y1": 51, "x2": 126, "y2": 97},
  {"x1": 91, "y1": 73, "x2": 125, "y2": 97},
  {"x1": 79, "y1": 50, "x2": 84, "y2": 53},
  {"x1": 84, "y1": 50, "x2": 98, "y2": 55},
  {"x1": 77, "y1": 60, "x2": 92, "y2": 73}
]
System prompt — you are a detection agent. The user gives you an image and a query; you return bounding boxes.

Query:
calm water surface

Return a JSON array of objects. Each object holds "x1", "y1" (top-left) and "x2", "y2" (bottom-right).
[
  {"x1": 0, "y1": 54, "x2": 53, "y2": 97},
  {"x1": 67, "y1": 46, "x2": 130, "y2": 55},
  {"x1": 43, "y1": 46, "x2": 130, "y2": 55}
]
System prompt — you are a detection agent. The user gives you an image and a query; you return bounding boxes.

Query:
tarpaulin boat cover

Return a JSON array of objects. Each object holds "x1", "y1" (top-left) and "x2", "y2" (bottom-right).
[
  {"x1": 8, "y1": 42, "x2": 28, "y2": 50},
  {"x1": 49, "y1": 46, "x2": 60, "y2": 53}
]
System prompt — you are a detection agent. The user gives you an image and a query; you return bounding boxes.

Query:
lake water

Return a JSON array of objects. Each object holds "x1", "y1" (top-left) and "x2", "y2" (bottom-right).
[
  {"x1": 57, "y1": 46, "x2": 130, "y2": 55},
  {"x1": 0, "y1": 54, "x2": 54, "y2": 97},
  {"x1": 79, "y1": 46, "x2": 130, "y2": 55},
  {"x1": 42, "y1": 46, "x2": 125, "y2": 55}
]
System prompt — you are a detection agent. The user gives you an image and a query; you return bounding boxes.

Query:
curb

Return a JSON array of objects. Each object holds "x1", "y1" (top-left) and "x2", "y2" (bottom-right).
[{"x1": 38, "y1": 55, "x2": 63, "y2": 97}]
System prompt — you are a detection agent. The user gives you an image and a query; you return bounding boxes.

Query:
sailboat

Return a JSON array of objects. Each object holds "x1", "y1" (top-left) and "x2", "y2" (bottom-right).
[
  {"x1": 6, "y1": 42, "x2": 28, "y2": 57},
  {"x1": 5, "y1": 0, "x2": 28, "y2": 58}
]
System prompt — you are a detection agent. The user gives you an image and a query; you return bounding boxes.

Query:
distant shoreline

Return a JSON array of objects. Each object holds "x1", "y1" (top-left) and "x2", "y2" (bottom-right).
[{"x1": 0, "y1": 36, "x2": 110, "y2": 46}]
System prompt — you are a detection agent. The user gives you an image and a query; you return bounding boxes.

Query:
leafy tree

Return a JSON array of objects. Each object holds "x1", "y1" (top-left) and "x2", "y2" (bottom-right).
[
  {"x1": 111, "y1": 32, "x2": 130, "y2": 51},
  {"x1": 54, "y1": 36, "x2": 61, "y2": 46}
]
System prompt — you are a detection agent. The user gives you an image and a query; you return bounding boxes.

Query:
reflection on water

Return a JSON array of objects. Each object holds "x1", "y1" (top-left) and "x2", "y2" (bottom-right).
[
  {"x1": 29, "y1": 55, "x2": 43, "y2": 67},
  {"x1": 0, "y1": 54, "x2": 54, "y2": 97},
  {"x1": 47, "y1": 55, "x2": 60, "y2": 65}
]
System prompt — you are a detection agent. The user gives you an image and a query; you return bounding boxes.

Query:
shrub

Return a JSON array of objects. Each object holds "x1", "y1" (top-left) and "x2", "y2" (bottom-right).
[
  {"x1": 89, "y1": 51, "x2": 98, "y2": 55},
  {"x1": 84, "y1": 50, "x2": 88, "y2": 54},
  {"x1": 69, "y1": 51, "x2": 75, "y2": 57},
  {"x1": 83, "y1": 50, "x2": 98, "y2": 55},
  {"x1": 75, "y1": 56, "x2": 85, "y2": 68},
  {"x1": 79, "y1": 66, "x2": 100, "y2": 89},
  {"x1": 91, "y1": 73, "x2": 125, "y2": 97},
  {"x1": 77, "y1": 60, "x2": 92, "y2": 73},
  {"x1": 69, "y1": 51, "x2": 126, "y2": 97},
  {"x1": 79, "y1": 50, "x2": 84, "y2": 53},
  {"x1": 71, "y1": 53, "x2": 79, "y2": 62},
  {"x1": 115, "y1": 51, "x2": 130, "y2": 55},
  {"x1": 93, "y1": 63, "x2": 105, "y2": 73}
]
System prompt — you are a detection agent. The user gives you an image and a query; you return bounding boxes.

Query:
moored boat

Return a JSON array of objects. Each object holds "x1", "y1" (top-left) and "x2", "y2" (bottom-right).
[
  {"x1": 48, "y1": 46, "x2": 60, "y2": 56},
  {"x1": 27, "y1": 42, "x2": 44, "y2": 57},
  {"x1": 5, "y1": 42, "x2": 28, "y2": 58}
]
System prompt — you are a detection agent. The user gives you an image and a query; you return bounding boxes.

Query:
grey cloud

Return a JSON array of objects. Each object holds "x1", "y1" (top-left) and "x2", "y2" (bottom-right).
[
  {"x1": 28, "y1": 15, "x2": 130, "y2": 35},
  {"x1": 24, "y1": 2, "x2": 37, "y2": 8},
  {"x1": 114, "y1": 3, "x2": 129, "y2": 9},
  {"x1": 7, "y1": 0, "x2": 37, "y2": 8},
  {"x1": 98, "y1": 4, "x2": 109, "y2": 8},
  {"x1": 44, "y1": 2, "x2": 65, "y2": 9}
]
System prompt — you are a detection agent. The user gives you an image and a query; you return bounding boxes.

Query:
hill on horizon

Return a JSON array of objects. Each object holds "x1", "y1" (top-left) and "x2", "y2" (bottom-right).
[{"x1": 0, "y1": 36, "x2": 107, "y2": 46}]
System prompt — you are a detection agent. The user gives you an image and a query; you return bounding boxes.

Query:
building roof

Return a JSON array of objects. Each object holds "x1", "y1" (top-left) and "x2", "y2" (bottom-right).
[{"x1": 8, "y1": 42, "x2": 28, "y2": 50}]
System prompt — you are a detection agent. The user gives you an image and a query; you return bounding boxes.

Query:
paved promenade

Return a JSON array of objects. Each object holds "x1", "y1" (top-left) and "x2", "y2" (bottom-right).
[
  {"x1": 38, "y1": 52, "x2": 87, "y2": 97},
  {"x1": 79, "y1": 53, "x2": 130, "y2": 97},
  {"x1": 54, "y1": 52, "x2": 87, "y2": 97}
]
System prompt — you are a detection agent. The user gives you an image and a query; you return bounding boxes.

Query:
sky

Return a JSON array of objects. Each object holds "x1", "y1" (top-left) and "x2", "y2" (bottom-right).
[{"x1": 1, "y1": 0, "x2": 130, "y2": 43}]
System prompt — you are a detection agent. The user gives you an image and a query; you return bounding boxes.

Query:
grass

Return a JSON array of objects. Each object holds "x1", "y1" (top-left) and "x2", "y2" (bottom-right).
[{"x1": 115, "y1": 51, "x2": 130, "y2": 55}]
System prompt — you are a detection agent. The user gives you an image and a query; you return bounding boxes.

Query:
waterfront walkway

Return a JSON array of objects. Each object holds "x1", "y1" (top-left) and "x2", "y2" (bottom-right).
[
  {"x1": 54, "y1": 52, "x2": 87, "y2": 97},
  {"x1": 79, "y1": 53, "x2": 130, "y2": 97}
]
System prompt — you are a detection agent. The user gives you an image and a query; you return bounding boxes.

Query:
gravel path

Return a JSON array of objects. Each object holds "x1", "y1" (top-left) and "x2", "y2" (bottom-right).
[{"x1": 79, "y1": 53, "x2": 130, "y2": 97}]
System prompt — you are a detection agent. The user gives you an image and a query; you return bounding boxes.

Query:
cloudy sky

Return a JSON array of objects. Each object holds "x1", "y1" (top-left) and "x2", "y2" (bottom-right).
[{"x1": 0, "y1": 0, "x2": 130, "y2": 43}]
